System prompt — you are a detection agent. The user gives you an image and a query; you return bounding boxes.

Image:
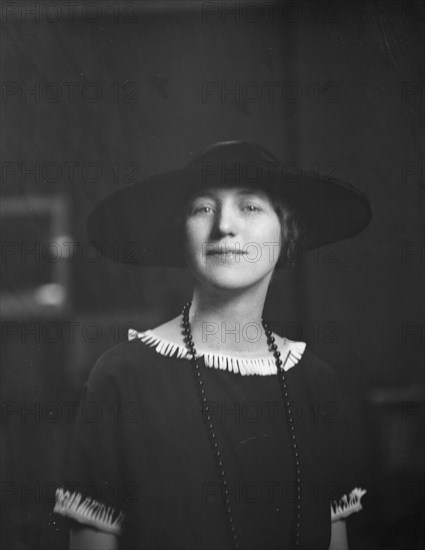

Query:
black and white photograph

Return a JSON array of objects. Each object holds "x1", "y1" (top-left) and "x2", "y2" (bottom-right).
[{"x1": 1, "y1": 1, "x2": 423, "y2": 549}]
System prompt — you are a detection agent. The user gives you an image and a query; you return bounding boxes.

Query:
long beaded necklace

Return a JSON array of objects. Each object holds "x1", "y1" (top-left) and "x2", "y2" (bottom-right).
[{"x1": 181, "y1": 302, "x2": 302, "y2": 549}]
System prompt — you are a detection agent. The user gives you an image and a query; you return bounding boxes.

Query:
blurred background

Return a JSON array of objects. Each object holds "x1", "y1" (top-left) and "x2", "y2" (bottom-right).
[{"x1": 1, "y1": 1, "x2": 423, "y2": 548}]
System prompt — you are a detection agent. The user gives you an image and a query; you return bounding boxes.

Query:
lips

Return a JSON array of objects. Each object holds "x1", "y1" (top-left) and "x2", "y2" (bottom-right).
[
  {"x1": 207, "y1": 250, "x2": 247, "y2": 255},
  {"x1": 206, "y1": 244, "x2": 248, "y2": 255}
]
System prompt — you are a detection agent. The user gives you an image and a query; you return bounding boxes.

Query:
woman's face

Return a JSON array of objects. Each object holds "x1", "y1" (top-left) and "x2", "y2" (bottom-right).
[{"x1": 184, "y1": 187, "x2": 282, "y2": 291}]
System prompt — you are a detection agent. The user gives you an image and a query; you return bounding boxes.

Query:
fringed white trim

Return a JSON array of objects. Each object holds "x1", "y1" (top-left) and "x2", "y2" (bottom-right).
[
  {"x1": 54, "y1": 488, "x2": 125, "y2": 535},
  {"x1": 331, "y1": 487, "x2": 367, "y2": 522},
  {"x1": 128, "y1": 329, "x2": 306, "y2": 376}
]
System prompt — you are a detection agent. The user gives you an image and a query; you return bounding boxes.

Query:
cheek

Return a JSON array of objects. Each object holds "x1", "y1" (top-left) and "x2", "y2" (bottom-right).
[
  {"x1": 184, "y1": 220, "x2": 204, "y2": 257},
  {"x1": 183, "y1": 225, "x2": 197, "y2": 270},
  {"x1": 258, "y1": 218, "x2": 282, "y2": 245},
  {"x1": 183, "y1": 221, "x2": 195, "y2": 254},
  {"x1": 261, "y1": 219, "x2": 282, "y2": 265}
]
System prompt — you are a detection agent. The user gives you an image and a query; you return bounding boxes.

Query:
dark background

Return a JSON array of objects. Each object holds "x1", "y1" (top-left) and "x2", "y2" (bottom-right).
[{"x1": 1, "y1": 1, "x2": 423, "y2": 548}]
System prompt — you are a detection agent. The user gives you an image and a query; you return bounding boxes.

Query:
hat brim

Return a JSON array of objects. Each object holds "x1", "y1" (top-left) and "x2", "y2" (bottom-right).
[{"x1": 87, "y1": 165, "x2": 372, "y2": 267}]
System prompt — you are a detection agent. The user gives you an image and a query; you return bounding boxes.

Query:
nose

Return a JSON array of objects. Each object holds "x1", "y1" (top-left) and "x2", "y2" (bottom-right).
[{"x1": 213, "y1": 203, "x2": 238, "y2": 237}]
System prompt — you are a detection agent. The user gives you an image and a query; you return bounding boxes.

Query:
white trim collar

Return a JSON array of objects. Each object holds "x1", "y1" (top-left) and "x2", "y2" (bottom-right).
[
  {"x1": 128, "y1": 329, "x2": 306, "y2": 376},
  {"x1": 54, "y1": 488, "x2": 124, "y2": 535},
  {"x1": 331, "y1": 488, "x2": 367, "y2": 522}
]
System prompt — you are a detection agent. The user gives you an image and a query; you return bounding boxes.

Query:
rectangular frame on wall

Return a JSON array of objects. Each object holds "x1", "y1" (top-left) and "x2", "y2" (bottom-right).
[{"x1": 0, "y1": 195, "x2": 70, "y2": 318}]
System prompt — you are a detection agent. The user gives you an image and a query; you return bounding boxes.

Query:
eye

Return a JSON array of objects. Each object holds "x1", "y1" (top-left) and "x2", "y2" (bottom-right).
[
  {"x1": 192, "y1": 205, "x2": 215, "y2": 215},
  {"x1": 242, "y1": 204, "x2": 262, "y2": 213}
]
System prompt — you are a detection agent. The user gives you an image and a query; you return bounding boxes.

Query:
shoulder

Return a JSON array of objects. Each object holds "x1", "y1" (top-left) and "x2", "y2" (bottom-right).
[
  {"x1": 86, "y1": 339, "x2": 165, "y2": 393},
  {"x1": 149, "y1": 314, "x2": 182, "y2": 341},
  {"x1": 300, "y1": 347, "x2": 337, "y2": 376},
  {"x1": 293, "y1": 346, "x2": 340, "y2": 393}
]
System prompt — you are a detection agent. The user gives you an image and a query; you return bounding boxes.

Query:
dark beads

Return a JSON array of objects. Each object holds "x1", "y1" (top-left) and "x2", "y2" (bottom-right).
[{"x1": 183, "y1": 302, "x2": 300, "y2": 549}]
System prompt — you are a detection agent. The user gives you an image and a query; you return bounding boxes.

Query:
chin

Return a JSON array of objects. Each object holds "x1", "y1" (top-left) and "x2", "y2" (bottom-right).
[{"x1": 194, "y1": 264, "x2": 275, "y2": 291}]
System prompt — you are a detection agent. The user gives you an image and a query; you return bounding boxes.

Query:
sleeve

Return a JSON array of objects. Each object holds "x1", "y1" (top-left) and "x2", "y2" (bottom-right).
[
  {"x1": 53, "y1": 357, "x2": 128, "y2": 536},
  {"x1": 326, "y1": 373, "x2": 367, "y2": 522}
]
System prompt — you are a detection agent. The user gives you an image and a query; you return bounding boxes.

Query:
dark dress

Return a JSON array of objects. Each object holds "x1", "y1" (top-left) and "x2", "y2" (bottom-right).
[{"x1": 54, "y1": 332, "x2": 362, "y2": 550}]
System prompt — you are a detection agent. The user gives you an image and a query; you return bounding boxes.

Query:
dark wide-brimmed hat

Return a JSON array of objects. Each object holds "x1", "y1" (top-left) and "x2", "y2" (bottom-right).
[{"x1": 87, "y1": 141, "x2": 372, "y2": 267}]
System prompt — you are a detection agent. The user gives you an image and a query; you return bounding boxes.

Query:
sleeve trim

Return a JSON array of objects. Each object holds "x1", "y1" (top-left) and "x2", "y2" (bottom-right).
[
  {"x1": 53, "y1": 488, "x2": 125, "y2": 535},
  {"x1": 331, "y1": 487, "x2": 367, "y2": 522}
]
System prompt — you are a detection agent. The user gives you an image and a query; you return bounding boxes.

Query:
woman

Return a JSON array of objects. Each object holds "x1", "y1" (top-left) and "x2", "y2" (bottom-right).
[{"x1": 54, "y1": 141, "x2": 371, "y2": 549}]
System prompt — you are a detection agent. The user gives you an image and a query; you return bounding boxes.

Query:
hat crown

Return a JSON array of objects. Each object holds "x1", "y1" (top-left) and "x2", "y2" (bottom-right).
[{"x1": 189, "y1": 140, "x2": 282, "y2": 168}]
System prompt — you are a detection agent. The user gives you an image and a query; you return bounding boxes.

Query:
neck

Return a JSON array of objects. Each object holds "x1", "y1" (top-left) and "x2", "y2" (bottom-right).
[{"x1": 187, "y1": 280, "x2": 271, "y2": 354}]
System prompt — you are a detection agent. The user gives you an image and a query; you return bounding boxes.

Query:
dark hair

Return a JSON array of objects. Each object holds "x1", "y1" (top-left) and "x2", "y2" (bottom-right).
[{"x1": 270, "y1": 193, "x2": 303, "y2": 271}]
